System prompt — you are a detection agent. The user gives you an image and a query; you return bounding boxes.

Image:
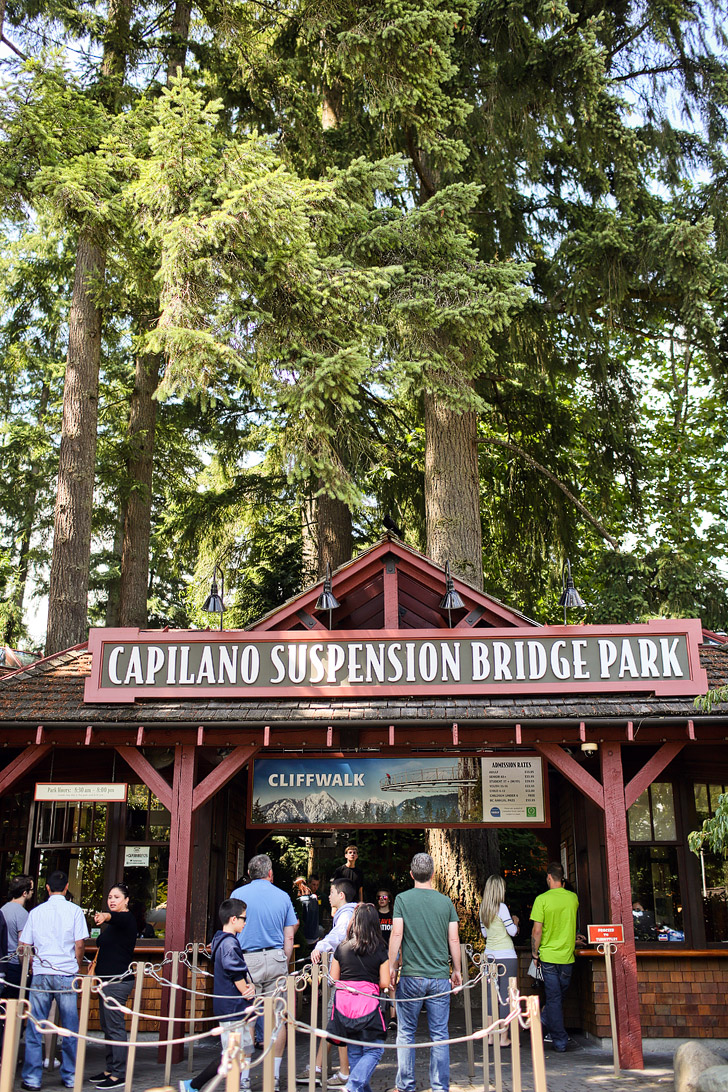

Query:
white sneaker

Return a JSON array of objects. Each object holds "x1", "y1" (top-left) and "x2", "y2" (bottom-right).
[
  {"x1": 326, "y1": 1073, "x2": 349, "y2": 1088},
  {"x1": 296, "y1": 1069, "x2": 322, "y2": 1086}
]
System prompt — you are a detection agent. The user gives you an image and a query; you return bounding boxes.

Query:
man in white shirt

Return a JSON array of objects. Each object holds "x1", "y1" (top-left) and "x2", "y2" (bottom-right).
[{"x1": 19, "y1": 870, "x2": 89, "y2": 1091}]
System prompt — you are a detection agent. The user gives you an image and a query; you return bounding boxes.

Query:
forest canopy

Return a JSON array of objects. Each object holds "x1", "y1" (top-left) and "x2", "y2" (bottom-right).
[{"x1": 1, "y1": 0, "x2": 728, "y2": 649}]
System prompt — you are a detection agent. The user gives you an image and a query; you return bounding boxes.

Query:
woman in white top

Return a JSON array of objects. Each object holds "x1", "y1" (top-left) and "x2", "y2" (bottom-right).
[{"x1": 479, "y1": 875, "x2": 519, "y2": 1046}]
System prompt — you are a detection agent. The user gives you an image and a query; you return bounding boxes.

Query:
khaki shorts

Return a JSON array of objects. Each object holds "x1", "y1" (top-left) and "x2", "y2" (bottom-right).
[{"x1": 244, "y1": 948, "x2": 289, "y2": 997}]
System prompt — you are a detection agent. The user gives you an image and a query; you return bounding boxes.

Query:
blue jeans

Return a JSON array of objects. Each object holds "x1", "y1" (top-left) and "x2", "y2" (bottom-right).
[
  {"x1": 540, "y1": 962, "x2": 573, "y2": 1051},
  {"x1": 22, "y1": 973, "x2": 79, "y2": 1088},
  {"x1": 395, "y1": 977, "x2": 451, "y2": 1092},
  {"x1": 346, "y1": 1041, "x2": 384, "y2": 1092}
]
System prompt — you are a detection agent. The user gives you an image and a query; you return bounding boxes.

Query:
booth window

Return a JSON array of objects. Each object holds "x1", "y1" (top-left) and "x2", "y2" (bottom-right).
[
  {"x1": 628, "y1": 782, "x2": 684, "y2": 942},
  {"x1": 693, "y1": 782, "x2": 728, "y2": 944},
  {"x1": 122, "y1": 785, "x2": 170, "y2": 940},
  {"x1": 35, "y1": 801, "x2": 107, "y2": 915}
]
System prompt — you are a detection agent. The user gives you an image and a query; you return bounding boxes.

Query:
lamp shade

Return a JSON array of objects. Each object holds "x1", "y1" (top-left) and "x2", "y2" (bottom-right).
[
  {"x1": 439, "y1": 561, "x2": 465, "y2": 612},
  {"x1": 315, "y1": 563, "x2": 340, "y2": 612}
]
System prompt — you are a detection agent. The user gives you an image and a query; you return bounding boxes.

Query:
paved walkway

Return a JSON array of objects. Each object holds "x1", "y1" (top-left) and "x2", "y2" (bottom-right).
[{"x1": 18, "y1": 1009, "x2": 677, "y2": 1092}]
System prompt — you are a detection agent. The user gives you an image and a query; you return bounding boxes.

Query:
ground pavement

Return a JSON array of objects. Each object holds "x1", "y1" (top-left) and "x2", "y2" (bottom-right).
[{"x1": 21, "y1": 1007, "x2": 676, "y2": 1092}]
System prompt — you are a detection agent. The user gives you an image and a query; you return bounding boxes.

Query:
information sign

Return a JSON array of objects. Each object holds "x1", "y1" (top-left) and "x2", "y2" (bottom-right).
[
  {"x1": 587, "y1": 924, "x2": 625, "y2": 944},
  {"x1": 481, "y1": 756, "x2": 545, "y2": 823},
  {"x1": 34, "y1": 783, "x2": 128, "y2": 802},
  {"x1": 124, "y1": 846, "x2": 151, "y2": 867}
]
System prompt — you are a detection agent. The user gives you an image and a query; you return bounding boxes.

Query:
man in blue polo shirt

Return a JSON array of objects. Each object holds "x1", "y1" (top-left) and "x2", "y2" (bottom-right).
[{"x1": 231, "y1": 854, "x2": 298, "y2": 1089}]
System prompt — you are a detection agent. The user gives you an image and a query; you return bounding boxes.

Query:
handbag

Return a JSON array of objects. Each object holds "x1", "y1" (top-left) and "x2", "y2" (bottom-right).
[{"x1": 527, "y1": 959, "x2": 543, "y2": 983}]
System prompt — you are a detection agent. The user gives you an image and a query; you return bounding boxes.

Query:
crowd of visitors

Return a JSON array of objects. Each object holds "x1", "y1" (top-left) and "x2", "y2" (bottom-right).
[{"x1": 0, "y1": 848, "x2": 583, "y2": 1092}]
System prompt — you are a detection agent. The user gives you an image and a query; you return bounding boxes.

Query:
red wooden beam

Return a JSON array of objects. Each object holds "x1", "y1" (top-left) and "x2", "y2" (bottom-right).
[
  {"x1": 0, "y1": 743, "x2": 52, "y2": 796},
  {"x1": 114, "y1": 746, "x2": 173, "y2": 812},
  {"x1": 192, "y1": 743, "x2": 259, "y2": 813},
  {"x1": 160, "y1": 744, "x2": 197, "y2": 1063},
  {"x1": 383, "y1": 560, "x2": 399, "y2": 629},
  {"x1": 600, "y1": 745, "x2": 644, "y2": 1070},
  {"x1": 515, "y1": 723, "x2": 522, "y2": 745},
  {"x1": 533, "y1": 742, "x2": 605, "y2": 810},
  {"x1": 624, "y1": 741, "x2": 684, "y2": 810}
]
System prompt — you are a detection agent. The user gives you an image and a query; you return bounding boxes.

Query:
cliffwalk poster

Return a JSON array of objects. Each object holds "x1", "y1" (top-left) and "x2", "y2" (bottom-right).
[{"x1": 249, "y1": 755, "x2": 547, "y2": 828}]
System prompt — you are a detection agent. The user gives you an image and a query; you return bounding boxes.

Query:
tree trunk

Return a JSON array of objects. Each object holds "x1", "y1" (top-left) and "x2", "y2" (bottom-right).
[
  {"x1": 301, "y1": 494, "x2": 318, "y2": 587},
  {"x1": 115, "y1": 0, "x2": 191, "y2": 626},
  {"x1": 424, "y1": 387, "x2": 483, "y2": 589},
  {"x1": 424, "y1": 395, "x2": 494, "y2": 924},
  {"x1": 45, "y1": 0, "x2": 131, "y2": 654},
  {"x1": 46, "y1": 228, "x2": 106, "y2": 654},
  {"x1": 118, "y1": 352, "x2": 160, "y2": 626},
  {"x1": 14, "y1": 382, "x2": 50, "y2": 614},
  {"x1": 428, "y1": 757, "x2": 500, "y2": 934},
  {"x1": 105, "y1": 505, "x2": 125, "y2": 626},
  {"x1": 166, "y1": 0, "x2": 191, "y2": 81},
  {"x1": 318, "y1": 493, "x2": 353, "y2": 576}
]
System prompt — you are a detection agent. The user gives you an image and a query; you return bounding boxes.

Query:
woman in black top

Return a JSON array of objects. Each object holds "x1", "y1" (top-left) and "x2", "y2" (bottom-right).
[
  {"x1": 89, "y1": 883, "x2": 137, "y2": 1090},
  {"x1": 330, "y1": 904, "x2": 390, "y2": 1092}
]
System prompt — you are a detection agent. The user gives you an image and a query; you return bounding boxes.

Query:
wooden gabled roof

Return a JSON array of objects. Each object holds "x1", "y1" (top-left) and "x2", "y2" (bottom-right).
[{"x1": 250, "y1": 536, "x2": 539, "y2": 633}]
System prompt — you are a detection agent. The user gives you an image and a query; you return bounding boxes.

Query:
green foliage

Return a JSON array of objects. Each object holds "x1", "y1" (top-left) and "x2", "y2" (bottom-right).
[{"x1": 688, "y1": 794, "x2": 728, "y2": 858}]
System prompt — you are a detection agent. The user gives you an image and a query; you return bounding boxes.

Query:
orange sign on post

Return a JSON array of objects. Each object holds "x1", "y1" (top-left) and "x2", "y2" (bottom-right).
[{"x1": 587, "y1": 923, "x2": 625, "y2": 944}]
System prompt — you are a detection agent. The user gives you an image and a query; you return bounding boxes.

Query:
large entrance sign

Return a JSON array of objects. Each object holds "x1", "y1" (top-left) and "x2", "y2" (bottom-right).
[
  {"x1": 84, "y1": 620, "x2": 707, "y2": 703},
  {"x1": 249, "y1": 755, "x2": 547, "y2": 828}
]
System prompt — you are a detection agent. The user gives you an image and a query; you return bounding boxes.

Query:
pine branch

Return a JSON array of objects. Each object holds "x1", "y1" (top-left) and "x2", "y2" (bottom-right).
[
  {"x1": 2, "y1": 33, "x2": 27, "y2": 59},
  {"x1": 478, "y1": 436, "x2": 620, "y2": 550}
]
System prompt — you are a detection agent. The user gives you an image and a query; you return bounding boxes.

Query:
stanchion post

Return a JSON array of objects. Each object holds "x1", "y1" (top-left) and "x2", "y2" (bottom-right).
[
  {"x1": 72, "y1": 974, "x2": 93, "y2": 1092},
  {"x1": 309, "y1": 962, "x2": 320, "y2": 1092},
  {"x1": 164, "y1": 951, "x2": 181, "y2": 1088},
  {"x1": 225, "y1": 1029, "x2": 242, "y2": 1092},
  {"x1": 460, "y1": 944, "x2": 475, "y2": 1080},
  {"x1": 490, "y1": 972, "x2": 502, "y2": 1092},
  {"x1": 287, "y1": 974, "x2": 297, "y2": 1092},
  {"x1": 601, "y1": 942, "x2": 620, "y2": 1077},
  {"x1": 19, "y1": 948, "x2": 31, "y2": 1004},
  {"x1": 527, "y1": 995, "x2": 547, "y2": 1092},
  {"x1": 124, "y1": 961, "x2": 146, "y2": 1092},
  {"x1": 45, "y1": 999, "x2": 58, "y2": 1069},
  {"x1": 262, "y1": 996, "x2": 275, "y2": 1092},
  {"x1": 188, "y1": 942, "x2": 200, "y2": 1073},
  {"x1": 480, "y1": 966, "x2": 489, "y2": 1092},
  {"x1": 508, "y1": 978, "x2": 521, "y2": 1092},
  {"x1": 321, "y1": 953, "x2": 329, "y2": 1092},
  {"x1": 0, "y1": 999, "x2": 22, "y2": 1092}
]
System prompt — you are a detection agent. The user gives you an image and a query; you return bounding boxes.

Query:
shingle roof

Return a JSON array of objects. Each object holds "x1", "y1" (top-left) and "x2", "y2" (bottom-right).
[{"x1": 1, "y1": 641, "x2": 726, "y2": 726}]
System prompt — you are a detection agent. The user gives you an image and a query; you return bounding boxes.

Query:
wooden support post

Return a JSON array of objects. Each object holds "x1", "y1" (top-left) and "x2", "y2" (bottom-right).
[
  {"x1": 188, "y1": 942, "x2": 200, "y2": 1073},
  {"x1": 460, "y1": 944, "x2": 474, "y2": 1079},
  {"x1": 480, "y1": 970, "x2": 489, "y2": 1092},
  {"x1": 307, "y1": 965, "x2": 318, "y2": 1092},
  {"x1": 164, "y1": 950, "x2": 181, "y2": 1084},
  {"x1": 601, "y1": 744, "x2": 643, "y2": 1070},
  {"x1": 527, "y1": 995, "x2": 547, "y2": 1092},
  {"x1": 124, "y1": 962, "x2": 146, "y2": 1092},
  {"x1": 508, "y1": 978, "x2": 521, "y2": 1092},
  {"x1": 0, "y1": 999, "x2": 22, "y2": 1092},
  {"x1": 159, "y1": 744, "x2": 196, "y2": 1064},
  {"x1": 287, "y1": 974, "x2": 297, "y2": 1092},
  {"x1": 491, "y1": 973, "x2": 502, "y2": 1092},
  {"x1": 0, "y1": 743, "x2": 52, "y2": 796},
  {"x1": 72, "y1": 974, "x2": 93, "y2": 1092},
  {"x1": 262, "y1": 997, "x2": 275, "y2": 1092},
  {"x1": 226, "y1": 1030, "x2": 242, "y2": 1092}
]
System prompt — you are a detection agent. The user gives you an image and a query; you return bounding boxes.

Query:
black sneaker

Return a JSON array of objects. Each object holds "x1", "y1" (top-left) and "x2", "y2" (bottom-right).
[
  {"x1": 95, "y1": 1079, "x2": 124, "y2": 1090},
  {"x1": 89, "y1": 1076, "x2": 111, "y2": 1085}
]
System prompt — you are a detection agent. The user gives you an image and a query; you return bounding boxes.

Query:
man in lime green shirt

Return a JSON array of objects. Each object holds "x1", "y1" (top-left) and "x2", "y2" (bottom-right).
[{"x1": 530, "y1": 862, "x2": 579, "y2": 1052}]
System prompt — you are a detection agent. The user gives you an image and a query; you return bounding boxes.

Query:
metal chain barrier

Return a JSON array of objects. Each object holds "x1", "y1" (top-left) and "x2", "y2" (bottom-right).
[{"x1": 0, "y1": 944, "x2": 548, "y2": 1092}]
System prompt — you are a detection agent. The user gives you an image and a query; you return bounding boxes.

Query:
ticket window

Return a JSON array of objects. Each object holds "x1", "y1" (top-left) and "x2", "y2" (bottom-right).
[
  {"x1": 121, "y1": 785, "x2": 171, "y2": 941},
  {"x1": 628, "y1": 782, "x2": 685, "y2": 942},
  {"x1": 693, "y1": 782, "x2": 728, "y2": 944}
]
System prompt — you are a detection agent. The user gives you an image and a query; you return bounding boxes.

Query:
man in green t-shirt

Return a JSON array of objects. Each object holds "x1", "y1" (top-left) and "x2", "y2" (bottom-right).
[
  {"x1": 388, "y1": 853, "x2": 461, "y2": 1092},
  {"x1": 530, "y1": 862, "x2": 579, "y2": 1052}
]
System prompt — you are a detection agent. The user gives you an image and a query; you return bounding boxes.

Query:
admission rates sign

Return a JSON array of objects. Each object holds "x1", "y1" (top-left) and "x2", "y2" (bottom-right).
[{"x1": 84, "y1": 620, "x2": 707, "y2": 703}]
